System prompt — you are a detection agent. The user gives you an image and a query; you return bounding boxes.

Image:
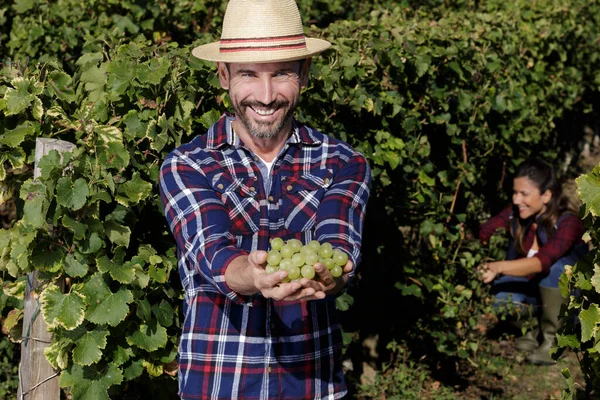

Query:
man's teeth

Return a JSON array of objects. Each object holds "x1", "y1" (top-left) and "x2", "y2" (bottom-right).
[{"x1": 253, "y1": 108, "x2": 275, "y2": 116}]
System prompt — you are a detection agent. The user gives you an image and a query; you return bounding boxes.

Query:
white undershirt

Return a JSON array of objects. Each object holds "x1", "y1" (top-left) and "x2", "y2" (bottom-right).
[
  {"x1": 527, "y1": 248, "x2": 538, "y2": 258},
  {"x1": 257, "y1": 155, "x2": 274, "y2": 173}
]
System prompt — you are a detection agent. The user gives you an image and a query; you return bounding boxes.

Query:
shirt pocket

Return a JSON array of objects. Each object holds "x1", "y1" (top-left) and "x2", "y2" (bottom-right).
[
  {"x1": 281, "y1": 170, "x2": 332, "y2": 232},
  {"x1": 212, "y1": 173, "x2": 260, "y2": 236}
]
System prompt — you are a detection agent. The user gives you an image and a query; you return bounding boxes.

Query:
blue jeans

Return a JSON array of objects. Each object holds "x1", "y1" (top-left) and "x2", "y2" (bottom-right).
[{"x1": 490, "y1": 246, "x2": 586, "y2": 311}]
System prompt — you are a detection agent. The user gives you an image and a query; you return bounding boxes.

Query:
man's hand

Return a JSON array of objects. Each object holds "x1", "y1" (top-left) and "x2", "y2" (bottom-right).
[{"x1": 226, "y1": 250, "x2": 354, "y2": 302}]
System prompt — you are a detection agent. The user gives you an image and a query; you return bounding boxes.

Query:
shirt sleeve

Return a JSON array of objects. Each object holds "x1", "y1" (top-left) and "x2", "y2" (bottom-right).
[
  {"x1": 315, "y1": 152, "x2": 371, "y2": 276},
  {"x1": 479, "y1": 206, "x2": 513, "y2": 243},
  {"x1": 535, "y1": 214, "x2": 585, "y2": 273},
  {"x1": 159, "y1": 151, "x2": 249, "y2": 305}
]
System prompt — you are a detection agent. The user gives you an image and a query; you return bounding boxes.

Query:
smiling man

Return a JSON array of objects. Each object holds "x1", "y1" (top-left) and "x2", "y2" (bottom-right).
[{"x1": 158, "y1": 1, "x2": 371, "y2": 399}]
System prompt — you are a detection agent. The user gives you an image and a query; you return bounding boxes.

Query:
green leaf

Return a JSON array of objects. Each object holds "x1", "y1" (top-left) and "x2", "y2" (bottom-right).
[
  {"x1": 37, "y1": 150, "x2": 63, "y2": 181},
  {"x1": 20, "y1": 180, "x2": 48, "y2": 228},
  {"x1": 60, "y1": 363, "x2": 123, "y2": 400},
  {"x1": 3, "y1": 78, "x2": 34, "y2": 115},
  {"x1": 136, "y1": 57, "x2": 169, "y2": 85},
  {"x1": 48, "y1": 71, "x2": 77, "y2": 103},
  {"x1": 415, "y1": 54, "x2": 431, "y2": 78},
  {"x1": 152, "y1": 300, "x2": 174, "y2": 328},
  {"x1": 73, "y1": 328, "x2": 110, "y2": 366},
  {"x1": 82, "y1": 273, "x2": 134, "y2": 326},
  {"x1": 103, "y1": 220, "x2": 131, "y2": 247},
  {"x1": 335, "y1": 293, "x2": 354, "y2": 312},
  {"x1": 579, "y1": 304, "x2": 600, "y2": 343},
  {"x1": 63, "y1": 215, "x2": 88, "y2": 240},
  {"x1": 97, "y1": 254, "x2": 135, "y2": 284},
  {"x1": 57, "y1": 177, "x2": 89, "y2": 211},
  {"x1": 40, "y1": 284, "x2": 86, "y2": 330},
  {"x1": 64, "y1": 253, "x2": 89, "y2": 278},
  {"x1": 126, "y1": 319, "x2": 168, "y2": 352},
  {"x1": 0, "y1": 123, "x2": 34, "y2": 147},
  {"x1": 199, "y1": 109, "x2": 222, "y2": 129},
  {"x1": 124, "y1": 359, "x2": 144, "y2": 381},
  {"x1": 577, "y1": 172, "x2": 600, "y2": 217},
  {"x1": 116, "y1": 172, "x2": 153, "y2": 206},
  {"x1": 45, "y1": 339, "x2": 71, "y2": 370},
  {"x1": 589, "y1": 264, "x2": 600, "y2": 294}
]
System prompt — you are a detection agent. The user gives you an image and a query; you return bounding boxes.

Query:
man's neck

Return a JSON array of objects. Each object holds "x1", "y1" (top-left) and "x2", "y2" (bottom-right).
[{"x1": 232, "y1": 119, "x2": 293, "y2": 162}]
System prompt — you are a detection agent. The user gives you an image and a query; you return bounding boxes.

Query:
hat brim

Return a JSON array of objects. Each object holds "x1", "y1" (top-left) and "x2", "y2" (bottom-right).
[{"x1": 191, "y1": 38, "x2": 331, "y2": 63}]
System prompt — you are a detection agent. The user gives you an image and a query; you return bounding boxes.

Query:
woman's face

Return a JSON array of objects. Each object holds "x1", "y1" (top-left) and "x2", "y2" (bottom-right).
[{"x1": 512, "y1": 176, "x2": 552, "y2": 219}]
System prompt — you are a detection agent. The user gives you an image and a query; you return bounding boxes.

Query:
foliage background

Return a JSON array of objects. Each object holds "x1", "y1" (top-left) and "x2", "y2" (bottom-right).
[{"x1": 1, "y1": 0, "x2": 599, "y2": 398}]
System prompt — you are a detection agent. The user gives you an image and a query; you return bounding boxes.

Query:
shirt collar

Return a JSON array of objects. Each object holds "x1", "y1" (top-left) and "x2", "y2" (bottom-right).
[{"x1": 205, "y1": 113, "x2": 322, "y2": 150}]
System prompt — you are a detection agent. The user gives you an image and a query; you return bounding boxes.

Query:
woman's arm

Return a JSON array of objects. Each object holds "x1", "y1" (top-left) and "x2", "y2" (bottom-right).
[{"x1": 479, "y1": 257, "x2": 542, "y2": 283}]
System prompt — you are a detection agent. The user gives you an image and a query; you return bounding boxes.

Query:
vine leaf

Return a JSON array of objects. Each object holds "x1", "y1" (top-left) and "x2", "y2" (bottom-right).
[
  {"x1": 20, "y1": 180, "x2": 48, "y2": 228},
  {"x1": 124, "y1": 359, "x2": 144, "y2": 380},
  {"x1": 41, "y1": 284, "x2": 86, "y2": 330},
  {"x1": 115, "y1": 172, "x2": 153, "y2": 206},
  {"x1": 126, "y1": 319, "x2": 168, "y2": 352},
  {"x1": 57, "y1": 177, "x2": 89, "y2": 211},
  {"x1": 592, "y1": 264, "x2": 600, "y2": 293},
  {"x1": 576, "y1": 171, "x2": 600, "y2": 218},
  {"x1": 82, "y1": 273, "x2": 134, "y2": 326},
  {"x1": 3, "y1": 77, "x2": 35, "y2": 115},
  {"x1": 579, "y1": 304, "x2": 600, "y2": 343},
  {"x1": 0, "y1": 123, "x2": 34, "y2": 148},
  {"x1": 60, "y1": 363, "x2": 123, "y2": 400},
  {"x1": 73, "y1": 328, "x2": 110, "y2": 366},
  {"x1": 97, "y1": 255, "x2": 135, "y2": 284},
  {"x1": 103, "y1": 220, "x2": 131, "y2": 247}
]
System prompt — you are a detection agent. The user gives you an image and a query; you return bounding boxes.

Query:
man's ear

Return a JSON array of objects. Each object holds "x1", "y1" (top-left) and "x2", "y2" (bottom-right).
[
  {"x1": 217, "y1": 62, "x2": 230, "y2": 90},
  {"x1": 300, "y1": 58, "x2": 311, "y2": 88}
]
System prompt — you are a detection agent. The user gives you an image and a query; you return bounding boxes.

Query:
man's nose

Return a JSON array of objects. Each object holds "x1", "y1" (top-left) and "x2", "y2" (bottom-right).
[{"x1": 257, "y1": 76, "x2": 276, "y2": 104}]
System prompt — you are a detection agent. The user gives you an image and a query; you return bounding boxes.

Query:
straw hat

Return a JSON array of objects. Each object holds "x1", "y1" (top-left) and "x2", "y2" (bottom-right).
[{"x1": 191, "y1": 0, "x2": 331, "y2": 63}]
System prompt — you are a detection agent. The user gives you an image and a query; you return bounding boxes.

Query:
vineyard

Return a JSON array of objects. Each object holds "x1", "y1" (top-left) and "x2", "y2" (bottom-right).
[{"x1": 1, "y1": 0, "x2": 600, "y2": 398}]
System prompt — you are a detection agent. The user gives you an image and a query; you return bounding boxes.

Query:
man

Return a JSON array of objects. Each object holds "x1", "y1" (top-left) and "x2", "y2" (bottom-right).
[{"x1": 159, "y1": 0, "x2": 371, "y2": 398}]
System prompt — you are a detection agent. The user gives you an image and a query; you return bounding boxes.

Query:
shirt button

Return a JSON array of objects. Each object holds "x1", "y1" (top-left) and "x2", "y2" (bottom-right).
[
  {"x1": 267, "y1": 366, "x2": 272, "y2": 373},
  {"x1": 217, "y1": 183, "x2": 224, "y2": 190},
  {"x1": 268, "y1": 196, "x2": 274, "y2": 202},
  {"x1": 286, "y1": 185, "x2": 293, "y2": 191},
  {"x1": 249, "y1": 186, "x2": 256, "y2": 192},
  {"x1": 324, "y1": 178, "x2": 330, "y2": 185}
]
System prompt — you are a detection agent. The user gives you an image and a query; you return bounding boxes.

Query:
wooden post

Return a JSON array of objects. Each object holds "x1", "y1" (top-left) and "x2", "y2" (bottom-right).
[{"x1": 17, "y1": 138, "x2": 76, "y2": 400}]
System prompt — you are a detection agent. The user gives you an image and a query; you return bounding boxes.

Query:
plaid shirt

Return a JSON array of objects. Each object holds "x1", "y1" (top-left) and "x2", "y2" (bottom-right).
[
  {"x1": 479, "y1": 206, "x2": 585, "y2": 273},
  {"x1": 159, "y1": 114, "x2": 371, "y2": 400}
]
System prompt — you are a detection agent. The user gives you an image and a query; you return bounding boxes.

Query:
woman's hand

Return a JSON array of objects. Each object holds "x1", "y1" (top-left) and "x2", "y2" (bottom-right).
[{"x1": 478, "y1": 261, "x2": 501, "y2": 284}]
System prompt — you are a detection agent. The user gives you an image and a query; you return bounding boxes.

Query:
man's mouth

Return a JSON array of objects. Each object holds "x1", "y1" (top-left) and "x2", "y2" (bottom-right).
[{"x1": 252, "y1": 107, "x2": 276, "y2": 116}]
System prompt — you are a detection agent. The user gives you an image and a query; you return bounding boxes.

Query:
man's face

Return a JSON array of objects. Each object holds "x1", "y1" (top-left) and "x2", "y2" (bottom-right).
[{"x1": 217, "y1": 60, "x2": 310, "y2": 140}]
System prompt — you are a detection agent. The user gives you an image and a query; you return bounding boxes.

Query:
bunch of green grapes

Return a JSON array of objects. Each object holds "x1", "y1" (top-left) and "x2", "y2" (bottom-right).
[{"x1": 265, "y1": 238, "x2": 349, "y2": 281}]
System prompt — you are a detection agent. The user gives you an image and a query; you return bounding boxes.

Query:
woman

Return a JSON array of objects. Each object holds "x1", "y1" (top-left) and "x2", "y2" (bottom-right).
[{"x1": 478, "y1": 158, "x2": 587, "y2": 365}]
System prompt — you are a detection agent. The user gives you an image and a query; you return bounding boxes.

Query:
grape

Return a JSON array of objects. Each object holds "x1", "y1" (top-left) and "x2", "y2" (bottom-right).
[
  {"x1": 330, "y1": 265, "x2": 343, "y2": 278},
  {"x1": 291, "y1": 253, "x2": 305, "y2": 267},
  {"x1": 321, "y1": 257, "x2": 335, "y2": 270},
  {"x1": 287, "y1": 266, "x2": 301, "y2": 280},
  {"x1": 318, "y1": 244, "x2": 333, "y2": 259},
  {"x1": 304, "y1": 252, "x2": 319, "y2": 266},
  {"x1": 266, "y1": 238, "x2": 350, "y2": 281},
  {"x1": 270, "y1": 237, "x2": 284, "y2": 251},
  {"x1": 332, "y1": 249, "x2": 349, "y2": 267},
  {"x1": 279, "y1": 258, "x2": 293, "y2": 271},
  {"x1": 301, "y1": 265, "x2": 316, "y2": 279},
  {"x1": 267, "y1": 250, "x2": 282, "y2": 266},
  {"x1": 288, "y1": 239, "x2": 303, "y2": 253},
  {"x1": 265, "y1": 264, "x2": 278, "y2": 275},
  {"x1": 306, "y1": 240, "x2": 321, "y2": 252},
  {"x1": 280, "y1": 244, "x2": 295, "y2": 259}
]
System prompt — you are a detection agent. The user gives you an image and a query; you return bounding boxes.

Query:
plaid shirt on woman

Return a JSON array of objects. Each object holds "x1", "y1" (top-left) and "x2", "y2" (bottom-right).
[{"x1": 159, "y1": 114, "x2": 371, "y2": 400}]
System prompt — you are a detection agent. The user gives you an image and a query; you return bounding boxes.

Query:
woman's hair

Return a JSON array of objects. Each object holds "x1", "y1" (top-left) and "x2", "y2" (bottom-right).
[{"x1": 512, "y1": 158, "x2": 573, "y2": 255}]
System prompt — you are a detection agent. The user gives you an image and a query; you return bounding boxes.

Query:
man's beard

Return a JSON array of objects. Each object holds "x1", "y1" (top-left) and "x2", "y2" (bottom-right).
[{"x1": 234, "y1": 99, "x2": 297, "y2": 139}]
